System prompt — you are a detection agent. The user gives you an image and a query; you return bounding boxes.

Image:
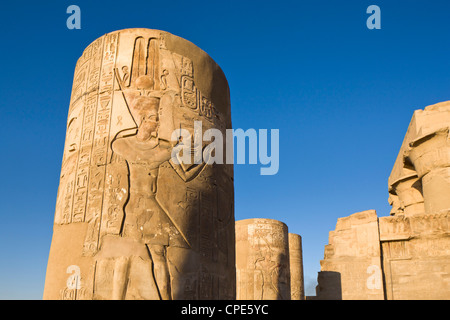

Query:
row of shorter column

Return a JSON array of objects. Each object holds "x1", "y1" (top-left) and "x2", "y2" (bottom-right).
[{"x1": 235, "y1": 218, "x2": 304, "y2": 300}]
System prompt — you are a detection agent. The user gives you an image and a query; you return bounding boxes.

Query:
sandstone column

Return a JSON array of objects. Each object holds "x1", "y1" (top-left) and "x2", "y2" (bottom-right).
[
  {"x1": 405, "y1": 128, "x2": 450, "y2": 214},
  {"x1": 388, "y1": 175, "x2": 425, "y2": 216},
  {"x1": 44, "y1": 28, "x2": 235, "y2": 300},
  {"x1": 383, "y1": 102, "x2": 450, "y2": 300},
  {"x1": 235, "y1": 219, "x2": 290, "y2": 300},
  {"x1": 288, "y1": 233, "x2": 305, "y2": 300}
]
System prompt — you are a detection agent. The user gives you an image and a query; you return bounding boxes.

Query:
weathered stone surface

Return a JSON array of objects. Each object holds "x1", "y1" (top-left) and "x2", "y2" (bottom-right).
[
  {"x1": 316, "y1": 210, "x2": 384, "y2": 300},
  {"x1": 44, "y1": 28, "x2": 235, "y2": 300},
  {"x1": 380, "y1": 212, "x2": 450, "y2": 299},
  {"x1": 317, "y1": 102, "x2": 450, "y2": 300},
  {"x1": 235, "y1": 219, "x2": 290, "y2": 300},
  {"x1": 405, "y1": 128, "x2": 450, "y2": 214},
  {"x1": 288, "y1": 233, "x2": 304, "y2": 300},
  {"x1": 388, "y1": 175, "x2": 424, "y2": 216},
  {"x1": 382, "y1": 101, "x2": 450, "y2": 299},
  {"x1": 389, "y1": 101, "x2": 450, "y2": 216},
  {"x1": 317, "y1": 205, "x2": 450, "y2": 300}
]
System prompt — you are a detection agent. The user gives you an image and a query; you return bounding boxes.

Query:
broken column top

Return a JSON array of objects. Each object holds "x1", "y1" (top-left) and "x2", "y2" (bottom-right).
[
  {"x1": 388, "y1": 101, "x2": 450, "y2": 216},
  {"x1": 389, "y1": 101, "x2": 450, "y2": 188}
]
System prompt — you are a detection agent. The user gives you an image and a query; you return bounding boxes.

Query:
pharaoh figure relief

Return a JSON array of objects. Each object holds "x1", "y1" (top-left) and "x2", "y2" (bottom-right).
[
  {"x1": 236, "y1": 219, "x2": 291, "y2": 300},
  {"x1": 44, "y1": 29, "x2": 235, "y2": 300}
]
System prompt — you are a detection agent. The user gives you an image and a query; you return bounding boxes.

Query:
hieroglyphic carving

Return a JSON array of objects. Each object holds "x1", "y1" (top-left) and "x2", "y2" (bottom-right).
[
  {"x1": 236, "y1": 219, "x2": 291, "y2": 300},
  {"x1": 216, "y1": 182, "x2": 234, "y2": 269},
  {"x1": 55, "y1": 37, "x2": 104, "y2": 225},
  {"x1": 60, "y1": 286, "x2": 88, "y2": 300},
  {"x1": 59, "y1": 264, "x2": 90, "y2": 300},
  {"x1": 72, "y1": 38, "x2": 103, "y2": 224},
  {"x1": 199, "y1": 189, "x2": 216, "y2": 262},
  {"x1": 183, "y1": 277, "x2": 197, "y2": 299},
  {"x1": 72, "y1": 95, "x2": 98, "y2": 223},
  {"x1": 180, "y1": 56, "x2": 220, "y2": 124},
  {"x1": 55, "y1": 104, "x2": 81, "y2": 224},
  {"x1": 379, "y1": 215, "x2": 412, "y2": 241},
  {"x1": 409, "y1": 211, "x2": 450, "y2": 235},
  {"x1": 45, "y1": 29, "x2": 234, "y2": 301},
  {"x1": 381, "y1": 212, "x2": 450, "y2": 300},
  {"x1": 82, "y1": 32, "x2": 119, "y2": 255},
  {"x1": 69, "y1": 41, "x2": 94, "y2": 112},
  {"x1": 199, "y1": 266, "x2": 214, "y2": 299},
  {"x1": 103, "y1": 154, "x2": 128, "y2": 235}
]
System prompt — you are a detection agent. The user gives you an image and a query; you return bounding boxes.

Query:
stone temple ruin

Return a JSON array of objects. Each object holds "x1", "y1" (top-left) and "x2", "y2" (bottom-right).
[
  {"x1": 44, "y1": 28, "x2": 449, "y2": 300},
  {"x1": 316, "y1": 101, "x2": 450, "y2": 300}
]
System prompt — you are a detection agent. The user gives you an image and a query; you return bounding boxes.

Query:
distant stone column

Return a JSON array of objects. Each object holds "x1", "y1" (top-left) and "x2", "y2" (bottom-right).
[
  {"x1": 406, "y1": 128, "x2": 450, "y2": 214},
  {"x1": 289, "y1": 233, "x2": 305, "y2": 300},
  {"x1": 43, "y1": 28, "x2": 235, "y2": 300},
  {"x1": 236, "y1": 219, "x2": 290, "y2": 300},
  {"x1": 388, "y1": 175, "x2": 425, "y2": 216}
]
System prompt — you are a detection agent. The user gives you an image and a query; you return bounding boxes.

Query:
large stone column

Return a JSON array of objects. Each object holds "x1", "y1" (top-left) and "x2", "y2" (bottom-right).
[
  {"x1": 43, "y1": 29, "x2": 235, "y2": 300},
  {"x1": 288, "y1": 233, "x2": 305, "y2": 300},
  {"x1": 235, "y1": 219, "x2": 290, "y2": 300},
  {"x1": 405, "y1": 128, "x2": 450, "y2": 214},
  {"x1": 383, "y1": 102, "x2": 450, "y2": 300}
]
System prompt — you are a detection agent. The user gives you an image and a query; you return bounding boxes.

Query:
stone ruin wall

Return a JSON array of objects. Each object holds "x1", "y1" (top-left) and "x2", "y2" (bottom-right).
[{"x1": 316, "y1": 101, "x2": 450, "y2": 300}]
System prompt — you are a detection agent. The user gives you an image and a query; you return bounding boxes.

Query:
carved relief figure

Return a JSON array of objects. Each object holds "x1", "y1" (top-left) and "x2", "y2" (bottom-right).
[
  {"x1": 110, "y1": 95, "x2": 210, "y2": 299},
  {"x1": 44, "y1": 29, "x2": 234, "y2": 301},
  {"x1": 99, "y1": 36, "x2": 212, "y2": 300},
  {"x1": 253, "y1": 238, "x2": 288, "y2": 300}
]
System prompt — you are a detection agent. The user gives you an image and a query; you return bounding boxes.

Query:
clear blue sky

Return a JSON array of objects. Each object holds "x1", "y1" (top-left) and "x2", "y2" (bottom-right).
[{"x1": 1, "y1": 0, "x2": 450, "y2": 299}]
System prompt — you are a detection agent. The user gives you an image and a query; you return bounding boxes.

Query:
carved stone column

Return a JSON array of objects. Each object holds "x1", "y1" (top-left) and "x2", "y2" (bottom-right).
[
  {"x1": 235, "y1": 219, "x2": 290, "y2": 300},
  {"x1": 388, "y1": 175, "x2": 425, "y2": 216},
  {"x1": 288, "y1": 233, "x2": 305, "y2": 300},
  {"x1": 405, "y1": 128, "x2": 450, "y2": 214},
  {"x1": 44, "y1": 28, "x2": 235, "y2": 300}
]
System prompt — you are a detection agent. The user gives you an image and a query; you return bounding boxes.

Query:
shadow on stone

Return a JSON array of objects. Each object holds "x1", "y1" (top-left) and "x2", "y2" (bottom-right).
[{"x1": 315, "y1": 271, "x2": 342, "y2": 300}]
